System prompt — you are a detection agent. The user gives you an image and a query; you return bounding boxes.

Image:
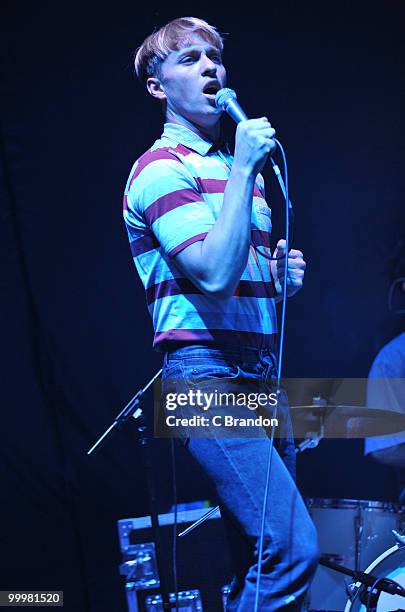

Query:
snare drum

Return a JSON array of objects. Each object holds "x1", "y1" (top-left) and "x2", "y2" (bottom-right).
[
  {"x1": 307, "y1": 498, "x2": 404, "y2": 610},
  {"x1": 344, "y1": 544, "x2": 405, "y2": 611}
]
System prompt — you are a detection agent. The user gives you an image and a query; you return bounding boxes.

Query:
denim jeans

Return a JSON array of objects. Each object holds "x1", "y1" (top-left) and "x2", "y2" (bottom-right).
[{"x1": 162, "y1": 345, "x2": 319, "y2": 611}]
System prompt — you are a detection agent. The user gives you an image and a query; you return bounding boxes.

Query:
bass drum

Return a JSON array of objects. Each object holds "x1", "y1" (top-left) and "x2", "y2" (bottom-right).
[
  {"x1": 307, "y1": 498, "x2": 404, "y2": 610},
  {"x1": 344, "y1": 544, "x2": 405, "y2": 611}
]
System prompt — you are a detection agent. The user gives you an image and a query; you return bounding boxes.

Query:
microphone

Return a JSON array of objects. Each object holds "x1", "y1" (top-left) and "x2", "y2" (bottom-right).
[
  {"x1": 215, "y1": 87, "x2": 282, "y2": 165},
  {"x1": 215, "y1": 88, "x2": 248, "y2": 123},
  {"x1": 215, "y1": 87, "x2": 291, "y2": 217}
]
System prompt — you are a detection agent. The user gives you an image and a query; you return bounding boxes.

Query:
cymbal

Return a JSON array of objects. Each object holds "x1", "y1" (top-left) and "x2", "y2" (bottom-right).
[{"x1": 290, "y1": 405, "x2": 405, "y2": 438}]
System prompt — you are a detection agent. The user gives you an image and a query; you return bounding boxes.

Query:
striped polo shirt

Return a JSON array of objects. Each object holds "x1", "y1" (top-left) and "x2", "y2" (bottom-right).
[{"x1": 123, "y1": 122, "x2": 278, "y2": 351}]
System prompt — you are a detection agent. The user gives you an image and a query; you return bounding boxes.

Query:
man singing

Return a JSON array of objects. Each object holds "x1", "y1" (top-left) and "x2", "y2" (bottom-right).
[{"x1": 124, "y1": 17, "x2": 319, "y2": 610}]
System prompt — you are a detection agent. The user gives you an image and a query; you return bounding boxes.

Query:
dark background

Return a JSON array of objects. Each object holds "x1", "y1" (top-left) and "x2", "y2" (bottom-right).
[{"x1": 1, "y1": 1, "x2": 404, "y2": 610}]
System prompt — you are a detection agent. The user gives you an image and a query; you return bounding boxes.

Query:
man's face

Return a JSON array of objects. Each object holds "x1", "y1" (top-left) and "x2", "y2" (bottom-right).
[{"x1": 157, "y1": 34, "x2": 227, "y2": 133}]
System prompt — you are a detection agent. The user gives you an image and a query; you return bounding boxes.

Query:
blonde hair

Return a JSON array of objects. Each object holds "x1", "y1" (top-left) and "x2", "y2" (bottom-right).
[{"x1": 134, "y1": 17, "x2": 224, "y2": 83}]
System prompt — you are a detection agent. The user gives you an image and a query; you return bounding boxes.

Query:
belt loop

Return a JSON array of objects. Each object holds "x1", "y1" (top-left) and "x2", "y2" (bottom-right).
[{"x1": 260, "y1": 349, "x2": 276, "y2": 381}]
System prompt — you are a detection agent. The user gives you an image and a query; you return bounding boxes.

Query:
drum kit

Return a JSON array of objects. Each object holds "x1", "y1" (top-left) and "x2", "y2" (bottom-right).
[{"x1": 290, "y1": 402, "x2": 405, "y2": 612}]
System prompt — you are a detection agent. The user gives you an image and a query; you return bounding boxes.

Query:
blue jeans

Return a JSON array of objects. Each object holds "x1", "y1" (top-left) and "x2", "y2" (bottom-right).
[{"x1": 162, "y1": 345, "x2": 319, "y2": 611}]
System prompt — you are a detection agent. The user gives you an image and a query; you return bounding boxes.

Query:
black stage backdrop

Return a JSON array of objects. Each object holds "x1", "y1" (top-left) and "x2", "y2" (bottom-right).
[{"x1": 1, "y1": 1, "x2": 404, "y2": 610}]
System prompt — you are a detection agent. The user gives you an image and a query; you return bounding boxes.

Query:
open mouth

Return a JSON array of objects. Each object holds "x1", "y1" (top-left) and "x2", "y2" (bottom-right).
[{"x1": 203, "y1": 82, "x2": 220, "y2": 97}]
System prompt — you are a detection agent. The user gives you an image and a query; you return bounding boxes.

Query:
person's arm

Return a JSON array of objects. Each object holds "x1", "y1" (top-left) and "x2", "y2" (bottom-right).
[
  {"x1": 174, "y1": 118, "x2": 276, "y2": 298},
  {"x1": 365, "y1": 352, "x2": 405, "y2": 463},
  {"x1": 371, "y1": 444, "x2": 405, "y2": 468}
]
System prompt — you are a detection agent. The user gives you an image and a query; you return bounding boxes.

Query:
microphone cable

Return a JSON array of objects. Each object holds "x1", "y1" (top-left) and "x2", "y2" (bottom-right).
[
  {"x1": 170, "y1": 438, "x2": 179, "y2": 612},
  {"x1": 253, "y1": 137, "x2": 292, "y2": 612},
  {"x1": 218, "y1": 116, "x2": 293, "y2": 609}
]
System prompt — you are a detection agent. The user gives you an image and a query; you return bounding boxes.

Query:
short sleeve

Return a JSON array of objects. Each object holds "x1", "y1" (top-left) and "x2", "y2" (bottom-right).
[
  {"x1": 126, "y1": 153, "x2": 215, "y2": 257},
  {"x1": 364, "y1": 345, "x2": 405, "y2": 454}
]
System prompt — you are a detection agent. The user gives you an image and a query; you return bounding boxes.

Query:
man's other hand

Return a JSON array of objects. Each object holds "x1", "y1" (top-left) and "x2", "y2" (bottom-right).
[{"x1": 270, "y1": 239, "x2": 306, "y2": 298}]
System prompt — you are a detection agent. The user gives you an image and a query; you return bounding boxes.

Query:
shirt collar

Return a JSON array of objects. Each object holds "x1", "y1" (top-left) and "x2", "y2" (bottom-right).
[{"x1": 162, "y1": 122, "x2": 229, "y2": 156}]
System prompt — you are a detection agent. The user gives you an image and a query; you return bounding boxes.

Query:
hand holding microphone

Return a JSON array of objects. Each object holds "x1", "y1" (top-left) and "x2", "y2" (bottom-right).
[
  {"x1": 234, "y1": 117, "x2": 276, "y2": 176},
  {"x1": 215, "y1": 88, "x2": 277, "y2": 176}
]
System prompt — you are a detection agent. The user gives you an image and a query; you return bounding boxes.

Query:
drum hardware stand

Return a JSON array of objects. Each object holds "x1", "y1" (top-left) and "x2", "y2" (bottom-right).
[
  {"x1": 178, "y1": 505, "x2": 220, "y2": 538},
  {"x1": 295, "y1": 423, "x2": 325, "y2": 454},
  {"x1": 319, "y1": 554, "x2": 405, "y2": 611},
  {"x1": 393, "y1": 529, "x2": 405, "y2": 545},
  {"x1": 87, "y1": 369, "x2": 173, "y2": 611},
  {"x1": 354, "y1": 507, "x2": 364, "y2": 572},
  {"x1": 295, "y1": 396, "x2": 326, "y2": 454}
]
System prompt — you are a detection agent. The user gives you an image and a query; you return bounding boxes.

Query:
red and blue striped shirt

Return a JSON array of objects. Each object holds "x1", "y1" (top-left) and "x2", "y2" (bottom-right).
[{"x1": 123, "y1": 123, "x2": 278, "y2": 351}]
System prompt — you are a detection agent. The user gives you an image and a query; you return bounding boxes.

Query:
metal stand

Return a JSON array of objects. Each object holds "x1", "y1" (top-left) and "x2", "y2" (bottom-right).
[
  {"x1": 87, "y1": 370, "x2": 172, "y2": 610},
  {"x1": 135, "y1": 411, "x2": 171, "y2": 610},
  {"x1": 319, "y1": 554, "x2": 405, "y2": 611}
]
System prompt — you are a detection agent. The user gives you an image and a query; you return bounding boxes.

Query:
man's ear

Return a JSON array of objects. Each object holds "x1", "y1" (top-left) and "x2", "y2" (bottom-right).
[{"x1": 146, "y1": 77, "x2": 166, "y2": 101}]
